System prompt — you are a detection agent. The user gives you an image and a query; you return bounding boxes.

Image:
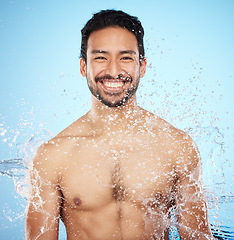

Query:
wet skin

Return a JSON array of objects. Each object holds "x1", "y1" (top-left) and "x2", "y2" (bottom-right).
[{"x1": 25, "y1": 27, "x2": 213, "y2": 239}]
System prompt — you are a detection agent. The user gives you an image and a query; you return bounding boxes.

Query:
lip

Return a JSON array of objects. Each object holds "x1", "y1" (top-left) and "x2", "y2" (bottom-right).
[{"x1": 98, "y1": 79, "x2": 129, "y2": 92}]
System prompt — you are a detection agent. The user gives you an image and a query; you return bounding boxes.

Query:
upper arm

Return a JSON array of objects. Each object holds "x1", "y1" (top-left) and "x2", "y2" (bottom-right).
[
  {"x1": 174, "y1": 134, "x2": 213, "y2": 239},
  {"x1": 25, "y1": 144, "x2": 62, "y2": 240}
]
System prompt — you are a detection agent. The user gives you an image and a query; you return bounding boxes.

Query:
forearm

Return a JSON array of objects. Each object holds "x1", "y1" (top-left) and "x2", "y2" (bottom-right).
[
  {"x1": 25, "y1": 207, "x2": 59, "y2": 240},
  {"x1": 177, "y1": 201, "x2": 213, "y2": 240},
  {"x1": 26, "y1": 143, "x2": 62, "y2": 240},
  {"x1": 178, "y1": 224, "x2": 214, "y2": 240},
  {"x1": 176, "y1": 181, "x2": 213, "y2": 239}
]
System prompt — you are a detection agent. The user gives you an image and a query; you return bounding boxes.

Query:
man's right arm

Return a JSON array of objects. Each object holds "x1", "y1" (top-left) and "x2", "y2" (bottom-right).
[{"x1": 25, "y1": 143, "x2": 62, "y2": 240}]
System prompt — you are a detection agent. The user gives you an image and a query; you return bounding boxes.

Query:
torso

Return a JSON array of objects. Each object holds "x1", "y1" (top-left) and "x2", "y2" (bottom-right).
[{"x1": 50, "y1": 112, "x2": 182, "y2": 240}]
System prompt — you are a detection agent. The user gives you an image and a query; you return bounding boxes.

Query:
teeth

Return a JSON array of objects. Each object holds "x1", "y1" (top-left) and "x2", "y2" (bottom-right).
[{"x1": 102, "y1": 81, "x2": 124, "y2": 88}]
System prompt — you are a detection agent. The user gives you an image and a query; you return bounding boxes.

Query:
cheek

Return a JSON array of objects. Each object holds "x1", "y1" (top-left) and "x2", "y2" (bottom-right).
[
  {"x1": 88, "y1": 63, "x2": 106, "y2": 79},
  {"x1": 86, "y1": 64, "x2": 97, "y2": 80},
  {"x1": 128, "y1": 66, "x2": 141, "y2": 79},
  {"x1": 120, "y1": 64, "x2": 138, "y2": 77}
]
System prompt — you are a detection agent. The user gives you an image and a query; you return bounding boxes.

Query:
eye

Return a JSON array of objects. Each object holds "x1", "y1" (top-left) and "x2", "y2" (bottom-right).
[
  {"x1": 121, "y1": 56, "x2": 134, "y2": 61},
  {"x1": 94, "y1": 56, "x2": 107, "y2": 61}
]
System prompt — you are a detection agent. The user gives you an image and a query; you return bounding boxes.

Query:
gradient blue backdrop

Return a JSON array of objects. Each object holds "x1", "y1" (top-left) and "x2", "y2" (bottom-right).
[{"x1": 0, "y1": 0, "x2": 233, "y2": 239}]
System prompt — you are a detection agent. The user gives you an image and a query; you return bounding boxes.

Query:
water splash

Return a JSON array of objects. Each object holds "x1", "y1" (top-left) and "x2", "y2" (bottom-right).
[
  {"x1": 0, "y1": 69, "x2": 233, "y2": 239},
  {"x1": 1, "y1": 121, "x2": 233, "y2": 239},
  {"x1": 0, "y1": 158, "x2": 26, "y2": 179},
  {"x1": 0, "y1": 129, "x2": 53, "y2": 233}
]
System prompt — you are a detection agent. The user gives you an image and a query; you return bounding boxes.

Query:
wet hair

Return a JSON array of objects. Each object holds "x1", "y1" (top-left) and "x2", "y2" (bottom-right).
[{"x1": 80, "y1": 9, "x2": 145, "y2": 63}]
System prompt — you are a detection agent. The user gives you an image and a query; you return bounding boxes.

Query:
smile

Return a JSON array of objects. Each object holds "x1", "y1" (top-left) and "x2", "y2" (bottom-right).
[{"x1": 102, "y1": 80, "x2": 125, "y2": 88}]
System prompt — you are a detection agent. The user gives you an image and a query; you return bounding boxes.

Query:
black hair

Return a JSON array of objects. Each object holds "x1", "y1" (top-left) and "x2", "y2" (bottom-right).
[{"x1": 81, "y1": 9, "x2": 145, "y2": 63}]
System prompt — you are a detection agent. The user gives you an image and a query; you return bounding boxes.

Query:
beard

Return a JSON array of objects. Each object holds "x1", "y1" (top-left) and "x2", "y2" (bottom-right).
[{"x1": 87, "y1": 73, "x2": 140, "y2": 108}]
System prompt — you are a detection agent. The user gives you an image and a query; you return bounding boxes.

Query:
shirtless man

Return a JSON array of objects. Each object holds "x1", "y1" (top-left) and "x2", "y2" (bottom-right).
[{"x1": 25, "y1": 10, "x2": 213, "y2": 240}]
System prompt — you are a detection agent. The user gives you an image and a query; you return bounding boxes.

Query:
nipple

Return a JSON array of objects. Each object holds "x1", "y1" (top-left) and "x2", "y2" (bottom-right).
[
  {"x1": 155, "y1": 193, "x2": 162, "y2": 201},
  {"x1": 151, "y1": 193, "x2": 163, "y2": 206},
  {"x1": 74, "y1": 198, "x2": 82, "y2": 206}
]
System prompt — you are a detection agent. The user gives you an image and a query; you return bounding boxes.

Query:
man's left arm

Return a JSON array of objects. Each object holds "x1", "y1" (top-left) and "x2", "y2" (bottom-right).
[{"x1": 174, "y1": 134, "x2": 213, "y2": 239}]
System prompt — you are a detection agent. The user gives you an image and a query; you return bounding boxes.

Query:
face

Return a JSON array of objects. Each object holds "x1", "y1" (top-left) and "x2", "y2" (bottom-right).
[{"x1": 80, "y1": 27, "x2": 146, "y2": 107}]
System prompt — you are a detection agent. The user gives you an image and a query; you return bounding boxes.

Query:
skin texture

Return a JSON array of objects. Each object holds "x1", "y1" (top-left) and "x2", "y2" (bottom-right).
[{"x1": 25, "y1": 27, "x2": 213, "y2": 239}]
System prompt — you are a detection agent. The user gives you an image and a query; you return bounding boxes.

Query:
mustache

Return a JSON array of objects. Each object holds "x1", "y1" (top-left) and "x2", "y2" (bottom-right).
[{"x1": 95, "y1": 74, "x2": 132, "y2": 83}]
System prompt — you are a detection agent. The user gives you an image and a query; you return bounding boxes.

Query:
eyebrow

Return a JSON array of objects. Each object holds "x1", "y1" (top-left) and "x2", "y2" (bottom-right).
[
  {"x1": 120, "y1": 50, "x2": 137, "y2": 55},
  {"x1": 91, "y1": 50, "x2": 108, "y2": 54},
  {"x1": 90, "y1": 50, "x2": 137, "y2": 55}
]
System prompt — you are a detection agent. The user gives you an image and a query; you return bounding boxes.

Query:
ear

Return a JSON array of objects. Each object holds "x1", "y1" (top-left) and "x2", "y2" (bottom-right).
[
  {"x1": 140, "y1": 57, "x2": 147, "y2": 78},
  {"x1": 80, "y1": 58, "x2": 87, "y2": 77}
]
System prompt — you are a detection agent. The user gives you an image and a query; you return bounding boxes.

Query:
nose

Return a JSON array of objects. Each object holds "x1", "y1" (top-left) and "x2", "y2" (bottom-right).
[{"x1": 106, "y1": 59, "x2": 122, "y2": 77}]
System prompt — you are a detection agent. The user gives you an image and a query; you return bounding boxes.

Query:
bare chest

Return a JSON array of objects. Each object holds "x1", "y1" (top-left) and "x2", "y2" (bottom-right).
[{"x1": 59, "y1": 138, "x2": 176, "y2": 211}]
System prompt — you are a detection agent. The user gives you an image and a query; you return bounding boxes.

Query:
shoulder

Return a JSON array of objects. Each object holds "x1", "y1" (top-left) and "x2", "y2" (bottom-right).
[
  {"x1": 30, "y1": 139, "x2": 64, "y2": 184},
  {"x1": 55, "y1": 111, "x2": 94, "y2": 139},
  {"x1": 158, "y1": 121, "x2": 201, "y2": 175},
  {"x1": 31, "y1": 113, "x2": 93, "y2": 177},
  {"x1": 151, "y1": 113, "x2": 197, "y2": 150},
  {"x1": 146, "y1": 113, "x2": 185, "y2": 143},
  {"x1": 148, "y1": 113, "x2": 200, "y2": 171}
]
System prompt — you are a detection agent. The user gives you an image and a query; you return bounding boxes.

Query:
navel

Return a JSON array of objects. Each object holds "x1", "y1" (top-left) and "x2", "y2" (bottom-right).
[{"x1": 74, "y1": 197, "x2": 82, "y2": 206}]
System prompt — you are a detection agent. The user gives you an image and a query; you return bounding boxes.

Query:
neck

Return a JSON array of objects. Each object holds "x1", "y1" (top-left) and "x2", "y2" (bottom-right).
[{"x1": 87, "y1": 95, "x2": 143, "y2": 132}]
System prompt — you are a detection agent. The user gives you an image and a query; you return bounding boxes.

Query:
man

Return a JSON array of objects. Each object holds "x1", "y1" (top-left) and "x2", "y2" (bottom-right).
[{"x1": 25, "y1": 10, "x2": 213, "y2": 239}]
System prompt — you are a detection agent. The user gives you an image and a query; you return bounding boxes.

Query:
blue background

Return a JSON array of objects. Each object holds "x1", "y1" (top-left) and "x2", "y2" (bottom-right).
[{"x1": 0, "y1": 0, "x2": 233, "y2": 239}]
